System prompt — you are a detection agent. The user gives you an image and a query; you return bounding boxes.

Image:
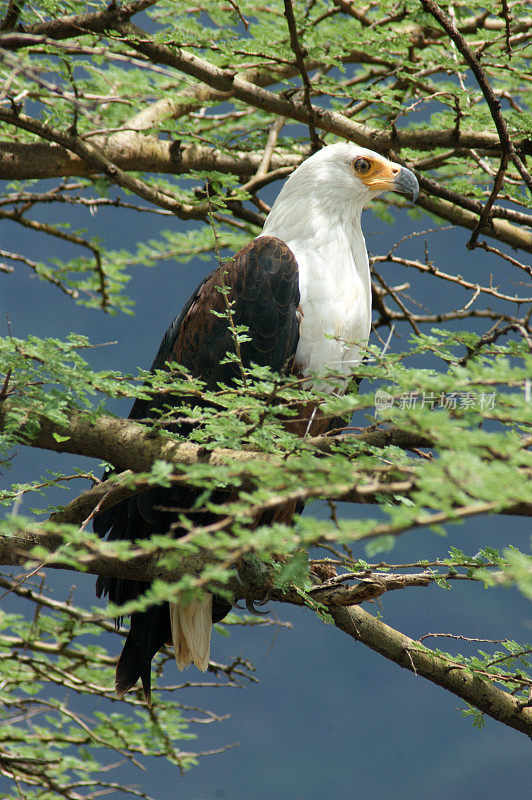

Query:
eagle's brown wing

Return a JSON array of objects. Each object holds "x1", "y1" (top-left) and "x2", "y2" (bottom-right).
[{"x1": 94, "y1": 236, "x2": 301, "y2": 702}]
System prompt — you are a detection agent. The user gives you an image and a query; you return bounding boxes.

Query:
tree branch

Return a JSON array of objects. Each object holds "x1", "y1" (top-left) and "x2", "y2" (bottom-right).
[
  {"x1": 420, "y1": 0, "x2": 532, "y2": 194},
  {"x1": 0, "y1": 107, "x2": 209, "y2": 219},
  {"x1": 2, "y1": 132, "x2": 530, "y2": 252},
  {"x1": 0, "y1": 0, "x2": 157, "y2": 39},
  {"x1": 2, "y1": 400, "x2": 530, "y2": 526},
  {"x1": 0, "y1": 137, "x2": 303, "y2": 181},
  {"x1": 117, "y1": 20, "x2": 532, "y2": 156},
  {"x1": 0, "y1": 0, "x2": 25, "y2": 31},
  {"x1": 0, "y1": 206, "x2": 109, "y2": 307},
  {"x1": 1, "y1": 521, "x2": 530, "y2": 738},
  {"x1": 467, "y1": 154, "x2": 509, "y2": 250},
  {"x1": 415, "y1": 192, "x2": 532, "y2": 253},
  {"x1": 283, "y1": 0, "x2": 320, "y2": 152},
  {"x1": 330, "y1": 605, "x2": 532, "y2": 737},
  {"x1": 3, "y1": 22, "x2": 532, "y2": 251},
  {"x1": 0, "y1": 527, "x2": 498, "y2": 607}
]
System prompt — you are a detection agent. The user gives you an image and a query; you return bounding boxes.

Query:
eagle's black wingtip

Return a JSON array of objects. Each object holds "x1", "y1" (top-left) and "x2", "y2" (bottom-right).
[
  {"x1": 115, "y1": 664, "x2": 152, "y2": 707},
  {"x1": 115, "y1": 629, "x2": 145, "y2": 703},
  {"x1": 115, "y1": 679, "x2": 128, "y2": 701},
  {"x1": 140, "y1": 672, "x2": 153, "y2": 708},
  {"x1": 115, "y1": 608, "x2": 169, "y2": 706}
]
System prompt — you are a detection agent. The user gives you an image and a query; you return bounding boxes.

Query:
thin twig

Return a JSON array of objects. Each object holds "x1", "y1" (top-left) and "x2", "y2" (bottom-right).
[
  {"x1": 467, "y1": 153, "x2": 509, "y2": 249},
  {"x1": 254, "y1": 116, "x2": 287, "y2": 179},
  {"x1": 420, "y1": 0, "x2": 532, "y2": 194}
]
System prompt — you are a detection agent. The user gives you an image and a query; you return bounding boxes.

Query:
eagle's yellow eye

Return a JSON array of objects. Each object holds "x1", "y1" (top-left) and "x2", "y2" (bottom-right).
[{"x1": 353, "y1": 157, "x2": 372, "y2": 174}]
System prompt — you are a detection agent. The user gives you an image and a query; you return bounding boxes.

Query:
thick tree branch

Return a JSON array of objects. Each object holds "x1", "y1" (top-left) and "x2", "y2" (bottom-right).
[
  {"x1": 415, "y1": 192, "x2": 532, "y2": 253},
  {"x1": 42, "y1": 426, "x2": 432, "y2": 527},
  {"x1": 0, "y1": 107, "x2": 210, "y2": 218},
  {"x1": 0, "y1": 399, "x2": 432, "y2": 470},
  {"x1": 0, "y1": 394, "x2": 448, "y2": 471},
  {"x1": 330, "y1": 605, "x2": 532, "y2": 738},
  {"x1": 3, "y1": 20, "x2": 532, "y2": 251},
  {"x1": 1, "y1": 131, "x2": 530, "y2": 252},
  {"x1": 0, "y1": 137, "x2": 303, "y2": 181},
  {"x1": 0, "y1": 399, "x2": 431, "y2": 521},
  {"x1": 0, "y1": 401, "x2": 269, "y2": 473},
  {"x1": 0, "y1": 0, "x2": 25, "y2": 31},
  {"x1": 1, "y1": 401, "x2": 530, "y2": 521},
  {"x1": 2, "y1": 142, "x2": 530, "y2": 254},
  {"x1": 414, "y1": 171, "x2": 532, "y2": 230},
  {"x1": 3, "y1": 14, "x2": 531, "y2": 156},
  {"x1": 4, "y1": 19, "x2": 519, "y2": 251},
  {"x1": 0, "y1": 526, "x2": 499, "y2": 607},
  {"x1": 0, "y1": 132, "x2": 532, "y2": 252},
  {"x1": 0, "y1": 0, "x2": 157, "y2": 38}
]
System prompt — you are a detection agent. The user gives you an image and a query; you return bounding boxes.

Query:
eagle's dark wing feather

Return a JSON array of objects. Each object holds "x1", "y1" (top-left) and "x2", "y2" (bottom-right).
[{"x1": 94, "y1": 236, "x2": 300, "y2": 702}]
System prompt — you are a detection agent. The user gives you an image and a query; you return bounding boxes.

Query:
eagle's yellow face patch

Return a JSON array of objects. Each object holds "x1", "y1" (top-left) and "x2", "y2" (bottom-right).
[{"x1": 351, "y1": 155, "x2": 401, "y2": 192}]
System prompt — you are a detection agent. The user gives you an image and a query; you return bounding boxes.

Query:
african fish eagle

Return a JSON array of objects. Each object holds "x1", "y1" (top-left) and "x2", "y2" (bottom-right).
[{"x1": 94, "y1": 142, "x2": 419, "y2": 703}]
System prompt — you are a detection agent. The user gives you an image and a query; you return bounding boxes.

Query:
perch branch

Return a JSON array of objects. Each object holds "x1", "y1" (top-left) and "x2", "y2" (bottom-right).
[{"x1": 330, "y1": 604, "x2": 532, "y2": 737}]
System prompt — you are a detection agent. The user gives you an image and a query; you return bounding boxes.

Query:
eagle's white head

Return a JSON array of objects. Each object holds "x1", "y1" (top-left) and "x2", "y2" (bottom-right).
[{"x1": 262, "y1": 142, "x2": 418, "y2": 236}]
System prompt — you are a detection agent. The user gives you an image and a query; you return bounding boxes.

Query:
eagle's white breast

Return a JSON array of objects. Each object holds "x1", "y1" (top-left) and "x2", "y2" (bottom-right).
[{"x1": 289, "y1": 221, "x2": 371, "y2": 384}]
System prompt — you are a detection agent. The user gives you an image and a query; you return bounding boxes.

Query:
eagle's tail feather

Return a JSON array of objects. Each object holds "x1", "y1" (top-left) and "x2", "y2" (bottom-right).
[{"x1": 169, "y1": 595, "x2": 212, "y2": 672}]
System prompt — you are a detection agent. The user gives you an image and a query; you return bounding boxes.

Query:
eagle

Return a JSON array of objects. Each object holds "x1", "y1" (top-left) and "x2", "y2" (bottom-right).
[{"x1": 94, "y1": 143, "x2": 419, "y2": 703}]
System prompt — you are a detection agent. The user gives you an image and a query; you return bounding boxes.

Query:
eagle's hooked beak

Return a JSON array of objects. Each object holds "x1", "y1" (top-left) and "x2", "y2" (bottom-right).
[
  {"x1": 391, "y1": 166, "x2": 419, "y2": 202},
  {"x1": 359, "y1": 160, "x2": 419, "y2": 202}
]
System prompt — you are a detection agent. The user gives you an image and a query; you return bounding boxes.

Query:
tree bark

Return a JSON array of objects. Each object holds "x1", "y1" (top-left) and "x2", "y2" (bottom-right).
[{"x1": 330, "y1": 605, "x2": 532, "y2": 738}]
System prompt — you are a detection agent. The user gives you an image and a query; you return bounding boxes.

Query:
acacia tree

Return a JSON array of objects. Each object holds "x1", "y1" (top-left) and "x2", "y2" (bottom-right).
[{"x1": 0, "y1": 1, "x2": 531, "y2": 797}]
